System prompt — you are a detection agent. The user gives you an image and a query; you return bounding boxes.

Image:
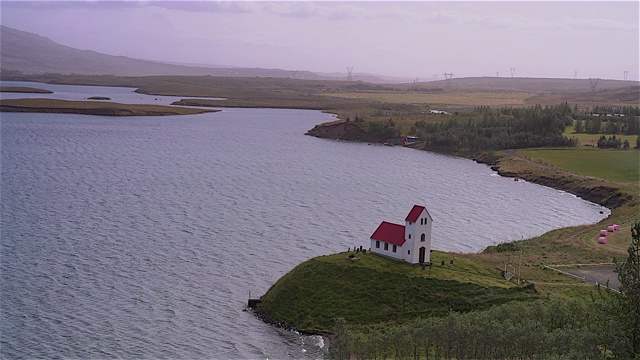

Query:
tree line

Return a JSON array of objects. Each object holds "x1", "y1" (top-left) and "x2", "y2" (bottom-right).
[
  {"x1": 574, "y1": 117, "x2": 640, "y2": 135},
  {"x1": 596, "y1": 135, "x2": 632, "y2": 150},
  {"x1": 409, "y1": 103, "x2": 578, "y2": 153},
  {"x1": 330, "y1": 298, "x2": 626, "y2": 359}
]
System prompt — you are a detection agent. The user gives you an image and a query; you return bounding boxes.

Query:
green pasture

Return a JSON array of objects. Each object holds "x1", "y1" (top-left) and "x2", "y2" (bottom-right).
[{"x1": 516, "y1": 148, "x2": 639, "y2": 183}]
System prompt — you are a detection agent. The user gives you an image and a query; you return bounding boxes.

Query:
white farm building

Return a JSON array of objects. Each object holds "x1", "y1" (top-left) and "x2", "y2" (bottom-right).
[{"x1": 370, "y1": 205, "x2": 433, "y2": 264}]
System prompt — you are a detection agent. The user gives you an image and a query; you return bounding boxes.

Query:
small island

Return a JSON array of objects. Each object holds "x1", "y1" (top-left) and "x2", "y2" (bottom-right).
[
  {"x1": 0, "y1": 98, "x2": 219, "y2": 116},
  {"x1": 87, "y1": 96, "x2": 111, "y2": 100},
  {"x1": 0, "y1": 86, "x2": 53, "y2": 94}
]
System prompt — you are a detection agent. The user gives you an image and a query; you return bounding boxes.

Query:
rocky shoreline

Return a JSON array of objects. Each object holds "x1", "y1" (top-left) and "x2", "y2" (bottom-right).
[{"x1": 307, "y1": 120, "x2": 634, "y2": 211}]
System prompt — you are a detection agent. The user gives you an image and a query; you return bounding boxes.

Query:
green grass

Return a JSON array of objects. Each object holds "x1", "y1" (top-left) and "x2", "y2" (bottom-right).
[
  {"x1": 516, "y1": 148, "x2": 639, "y2": 183},
  {"x1": 258, "y1": 252, "x2": 538, "y2": 334}
]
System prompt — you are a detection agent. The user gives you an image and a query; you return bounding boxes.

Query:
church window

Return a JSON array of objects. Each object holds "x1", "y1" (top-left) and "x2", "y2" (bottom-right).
[
  {"x1": 376, "y1": 241, "x2": 380, "y2": 248},
  {"x1": 384, "y1": 243, "x2": 389, "y2": 251},
  {"x1": 421, "y1": 233, "x2": 426, "y2": 242},
  {"x1": 392, "y1": 245, "x2": 397, "y2": 253}
]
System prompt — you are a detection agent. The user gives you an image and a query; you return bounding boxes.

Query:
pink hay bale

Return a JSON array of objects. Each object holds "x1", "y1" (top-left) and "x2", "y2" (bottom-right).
[
  {"x1": 607, "y1": 226, "x2": 615, "y2": 232},
  {"x1": 598, "y1": 237, "x2": 607, "y2": 244},
  {"x1": 600, "y1": 230, "x2": 608, "y2": 236},
  {"x1": 613, "y1": 224, "x2": 620, "y2": 231}
]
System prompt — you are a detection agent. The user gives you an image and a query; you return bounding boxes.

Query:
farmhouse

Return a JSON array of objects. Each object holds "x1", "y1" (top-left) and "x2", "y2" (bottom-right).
[{"x1": 370, "y1": 205, "x2": 433, "y2": 264}]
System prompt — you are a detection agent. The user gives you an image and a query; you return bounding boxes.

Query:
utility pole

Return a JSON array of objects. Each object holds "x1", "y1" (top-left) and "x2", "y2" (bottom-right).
[
  {"x1": 517, "y1": 238, "x2": 523, "y2": 285},
  {"x1": 433, "y1": 74, "x2": 438, "y2": 81},
  {"x1": 624, "y1": 70, "x2": 629, "y2": 81},
  {"x1": 510, "y1": 67, "x2": 516, "y2": 78}
]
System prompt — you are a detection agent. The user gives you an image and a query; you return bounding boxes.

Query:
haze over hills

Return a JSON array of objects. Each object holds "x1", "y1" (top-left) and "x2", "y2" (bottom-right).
[
  {"x1": 0, "y1": 25, "x2": 405, "y2": 83},
  {"x1": 1, "y1": 25, "x2": 638, "y2": 96}
]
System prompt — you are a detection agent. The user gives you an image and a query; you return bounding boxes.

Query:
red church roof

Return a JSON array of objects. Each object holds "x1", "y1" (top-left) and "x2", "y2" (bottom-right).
[
  {"x1": 405, "y1": 205, "x2": 426, "y2": 222},
  {"x1": 370, "y1": 221, "x2": 406, "y2": 246}
]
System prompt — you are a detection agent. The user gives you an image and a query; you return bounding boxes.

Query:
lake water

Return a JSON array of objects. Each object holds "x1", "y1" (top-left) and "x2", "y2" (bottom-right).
[
  {"x1": 1, "y1": 83, "x2": 609, "y2": 359},
  {"x1": 0, "y1": 80, "x2": 222, "y2": 105}
]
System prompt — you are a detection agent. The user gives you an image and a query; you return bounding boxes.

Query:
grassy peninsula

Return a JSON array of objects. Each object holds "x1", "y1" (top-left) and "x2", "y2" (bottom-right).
[
  {"x1": 0, "y1": 98, "x2": 217, "y2": 116},
  {"x1": 258, "y1": 251, "x2": 538, "y2": 334}
]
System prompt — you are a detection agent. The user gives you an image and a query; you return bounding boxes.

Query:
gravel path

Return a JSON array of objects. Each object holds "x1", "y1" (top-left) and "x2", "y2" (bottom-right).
[{"x1": 564, "y1": 267, "x2": 621, "y2": 290}]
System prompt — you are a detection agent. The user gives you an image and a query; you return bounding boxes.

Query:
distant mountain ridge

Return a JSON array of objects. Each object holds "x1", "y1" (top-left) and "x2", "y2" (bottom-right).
[{"x1": 0, "y1": 26, "x2": 398, "y2": 82}]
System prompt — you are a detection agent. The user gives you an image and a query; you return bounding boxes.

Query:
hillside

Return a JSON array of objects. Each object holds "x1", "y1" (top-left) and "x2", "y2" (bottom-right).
[
  {"x1": 0, "y1": 26, "x2": 395, "y2": 82},
  {"x1": 0, "y1": 26, "x2": 317, "y2": 79}
]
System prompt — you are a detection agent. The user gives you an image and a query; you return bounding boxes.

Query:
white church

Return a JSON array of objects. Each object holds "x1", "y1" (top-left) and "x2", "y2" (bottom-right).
[{"x1": 370, "y1": 205, "x2": 433, "y2": 264}]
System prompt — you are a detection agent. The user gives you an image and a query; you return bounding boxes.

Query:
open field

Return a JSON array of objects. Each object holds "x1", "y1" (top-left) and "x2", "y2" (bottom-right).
[
  {"x1": 320, "y1": 91, "x2": 531, "y2": 108},
  {"x1": 0, "y1": 98, "x2": 217, "y2": 116},
  {"x1": 568, "y1": 132, "x2": 638, "y2": 147},
  {"x1": 516, "y1": 148, "x2": 640, "y2": 183},
  {"x1": 565, "y1": 125, "x2": 638, "y2": 147}
]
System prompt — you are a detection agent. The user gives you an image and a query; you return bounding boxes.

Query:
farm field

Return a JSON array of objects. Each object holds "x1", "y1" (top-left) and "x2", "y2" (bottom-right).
[{"x1": 516, "y1": 148, "x2": 639, "y2": 183}]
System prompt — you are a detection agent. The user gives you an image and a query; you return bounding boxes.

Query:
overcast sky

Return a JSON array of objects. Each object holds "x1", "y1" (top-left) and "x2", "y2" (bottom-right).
[{"x1": 1, "y1": 1, "x2": 638, "y2": 80}]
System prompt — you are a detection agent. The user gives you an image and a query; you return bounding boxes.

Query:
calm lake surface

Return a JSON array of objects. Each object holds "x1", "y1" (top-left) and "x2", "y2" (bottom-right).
[{"x1": 1, "y1": 84, "x2": 609, "y2": 359}]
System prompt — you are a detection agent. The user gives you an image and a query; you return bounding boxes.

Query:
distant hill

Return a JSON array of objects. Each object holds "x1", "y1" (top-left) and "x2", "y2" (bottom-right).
[
  {"x1": 0, "y1": 26, "x2": 334, "y2": 80},
  {"x1": 2, "y1": 26, "x2": 637, "y2": 90},
  {"x1": 436, "y1": 76, "x2": 638, "y2": 93}
]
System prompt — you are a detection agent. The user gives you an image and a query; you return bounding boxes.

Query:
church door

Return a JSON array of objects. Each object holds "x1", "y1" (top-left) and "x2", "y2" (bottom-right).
[{"x1": 419, "y1": 247, "x2": 426, "y2": 263}]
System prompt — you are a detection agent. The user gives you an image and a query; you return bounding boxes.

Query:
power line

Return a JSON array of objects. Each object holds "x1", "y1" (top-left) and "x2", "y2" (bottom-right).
[
  {"x1": 589, "y1": 78, "x2": 599, "y2": 93},
  {"x1": 443, "y1": 72, "x2": 454, "y2": 89},
  {"x1": 442, "y1": 72, "x2": 455, "y2": 89},
  {"x1": 346, "y1": 67, "x2": 354, "y2": 81}
]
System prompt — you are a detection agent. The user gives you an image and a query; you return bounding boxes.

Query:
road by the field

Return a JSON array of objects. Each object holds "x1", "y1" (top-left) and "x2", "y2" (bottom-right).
[{"x1": 565, "y1": 267, "x2": 621, "y2": 290}]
